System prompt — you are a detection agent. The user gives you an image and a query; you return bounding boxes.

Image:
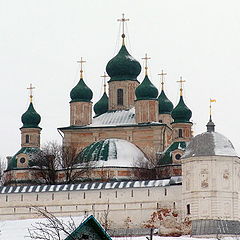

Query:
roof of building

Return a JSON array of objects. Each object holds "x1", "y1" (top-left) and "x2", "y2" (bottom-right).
[
  {"x1": 59, "y1": 108, "x2": 165, "y2": 130},
  {"x1": 77, "y1": 138, "x2": 147, "y2": 167},
  {"x1": 158, "y1": 90, "x2": 174, "y2": 114},
  {"x1": 7, "y1": 147, "x2": 40, "y2": 170},
  {"x1": 159, "y1": 141, "x2": 187, "y2": 165},
  {"x1": 21, "y1": 102, "x2": 41, "y2": 129},
  {"x1": 171, "y1": 96, "x2": 192, "y2": 123},
  {"x1": 182, "y1": 131, "x2": 238, "y2": 158},
  {"x1": 135, "y1": 75, "x2": 159, "y2": 100},
  {"x1": 70, "y1": 78, "x2": 93, "y2": 103},
  {"x1": 0, "y1": 177, "x2": 182, "y2": 194},
  {"x1": 93, "y1": 92, "x2": 109, "y2": 116},
  {"x1": 106, "y1": 45, "x2": 141, "y2": 82}
]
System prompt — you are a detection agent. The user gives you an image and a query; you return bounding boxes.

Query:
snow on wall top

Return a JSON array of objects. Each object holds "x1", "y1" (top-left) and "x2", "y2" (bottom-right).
[
  {"x1": 0, "y1": 177, "x2": 182, "y2": 195},
  {"x1": 182, "y1": 131, "x2": 238, "y2": 159},
  {"x1": 91, "y1": 108, "x2": 136, "y2": 126}
]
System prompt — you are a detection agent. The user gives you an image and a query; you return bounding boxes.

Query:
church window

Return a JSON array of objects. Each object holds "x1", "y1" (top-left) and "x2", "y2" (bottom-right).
[
  {"x1": 173, "y1": 202, "x2": 176, "y2": 209},
  {"x1": 6, "y1": 195, "x2": 8, "y2": 202},
  {"x1": 13, "y1": 208, "x2": 16, "y2": 213},
  {"x1": 26, "y1": 135, "x2": 30, "y2": 143},
  {"x1": 99, "y1": 192, "x2": 101, "y2": 198},
  {"x1": 20, "y1": 157, "x2": 26, "y2": 164},
  {"x1": 187, "y1": 204, "x2": 191, "y2": 215},
  {"x1": 131, "y1": 189, "x2": 134, "y2": 197},
  {"x1": 115, "y1": 191, "x2": 118, "y2": 198},
  {"x1": 148, "y1": 189, "x2": 150, "y2": 197},
  {"x1": 21, "y1": 195, "x2": 23, "y2": 201},
  {"x1": 52, "y1": 193, "x2": 54, "y2": 200},
  {"x1": 60, "y1": 206, "x2": 62, "y2": 211},
  {"x1": 178, "y1": 129, "x2": 183, "y2": 138},
  {"x1": 36, "y1": 194, "x2": 38, "y2": 201},
  {"x1": 68, "y1": 193, "x2": 70, "y2": 200},
  {"x1": 83, "y1": 192, "x2": 86, "y2": 199},
  {"x1": 175, "y1": 154, "x2": 181, "y2": 160},
  {"x1": 117, "y1": 89, "x2": 123, "y2": 105}
]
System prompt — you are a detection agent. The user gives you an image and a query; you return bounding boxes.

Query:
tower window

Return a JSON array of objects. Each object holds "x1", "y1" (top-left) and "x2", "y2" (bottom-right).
[
  {"x1": 117, "y1": 89, "x2": 123, "y2": 106},
  {"x1": 187, "y1": 204, "x2": 191, "y2": 215},
  {"x1": 178, "y1": 129, "x2": 183, "y2": 138},
  {"x1": 175, "y1": 154, "x2": 181, "y2": 160},
  {"x1": 26, "y1": 135, "x2": 30, "y2": 143}
]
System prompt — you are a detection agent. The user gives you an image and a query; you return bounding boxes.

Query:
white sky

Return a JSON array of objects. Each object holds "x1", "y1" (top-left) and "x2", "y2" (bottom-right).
[{"x1": 0, "y1": 0, "x2": 240, "y2": 159}]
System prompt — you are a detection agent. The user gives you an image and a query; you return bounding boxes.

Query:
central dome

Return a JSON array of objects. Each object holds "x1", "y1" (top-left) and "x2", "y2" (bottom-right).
[
  {"x1": 78, "y1": 138, "x2": 147, "y2": 167},
  {"x1": 21, "y1": 102, "x2": 41, "y2": 128},
  {"x1": 182, "y1": 132, "x2": 238, "y2": 158},
  {"x1": 106, "y1": 45, "x2": 141, "y2": 82}
]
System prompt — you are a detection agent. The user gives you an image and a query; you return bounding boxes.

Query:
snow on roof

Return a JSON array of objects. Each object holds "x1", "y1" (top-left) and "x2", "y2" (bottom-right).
[
  {"x1": 182, "y1": 132, "x2": 238, "y2": 159},
  {"x1": 91, "y1": 108, "x2": 136, "y2": 127},
  {"x1": 0, "y1": 216, "x2": 86, "y2": 240},
  {"x1": 0, "y1": 177, "x2": 182, "y2": 195}
]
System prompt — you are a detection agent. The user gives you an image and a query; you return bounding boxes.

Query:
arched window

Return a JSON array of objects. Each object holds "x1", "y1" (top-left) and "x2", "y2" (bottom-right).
[
  {"x1": 117, "y1": 89, "x2": 123, "y2": 106},
  {"x1": 26, "y1": 135, "x2": 30, "y2": 143},
  {"x1": 178, "y1": 129, "x2": 183, "y2": 138}
]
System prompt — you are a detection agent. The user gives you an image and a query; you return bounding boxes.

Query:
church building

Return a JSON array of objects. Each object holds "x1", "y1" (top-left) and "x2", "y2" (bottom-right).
[{"x1": 1, "y1": 15, "x2": 240, "y2": 237}]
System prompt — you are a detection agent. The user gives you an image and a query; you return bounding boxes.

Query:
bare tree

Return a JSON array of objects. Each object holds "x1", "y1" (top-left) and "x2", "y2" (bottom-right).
[
  {"x1": 28, "y1": 207, "x2": 81, "y2": 240},
  {"x1": 31, "y1": 141, "x2": 61, "y2": 185},
  {"x1": 133, "y1": 147, "x2": 158, "y2": 180},
  {"x1": 31, "y1": 141, "x2": 96, "y2": 185},
  {"x1": 0, "y1": 157, "x2": 6, "y2": 185}
]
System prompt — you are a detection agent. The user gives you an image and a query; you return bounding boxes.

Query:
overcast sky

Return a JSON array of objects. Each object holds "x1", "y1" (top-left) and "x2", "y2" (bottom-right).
[{"x1": 0, "y1": 0, "x2": 240, "y2": 159}]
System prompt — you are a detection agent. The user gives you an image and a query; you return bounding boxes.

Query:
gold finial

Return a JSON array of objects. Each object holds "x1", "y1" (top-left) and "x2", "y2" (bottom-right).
[
  {"x1": 209, "y1": 99, "x2": 216, "y2": 117},
  {"x1": 158, "y1": 70, "x2": 167, "y2": 91},
  {"x1": 27, "y1": 83, "x2": 35, "y2": 103},
  {"x1": 117, "y1": 13, "x2": 129, "y2": 45},
  {"x1": 101, "y1": 72, "x2": 109, "y2": 93},
  {"x1": 142, "y1": 53, "x2": 151, "y2": 76},
  {"x1": 77, "y1": 57, "x2": 86, "y2": 79},
  {"x1": 177, "y1": 76, "x2": 186, "y2": 96}
]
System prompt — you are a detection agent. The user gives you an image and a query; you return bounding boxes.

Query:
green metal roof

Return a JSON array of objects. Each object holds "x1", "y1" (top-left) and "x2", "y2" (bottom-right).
[
  {"x1": 7, "y1": 147, "x2": 40, "y2": 170},
  {"x1": 21, "y1": 102, "x2": 41, "y2": 129},
  {"x1": 158, "y1": 90, "x2": 174, "y2": 114},
  {"x1": 70, "y1": 78, "x2": 93, "y2": 103},
  {"x1": 135, "y1": 75, "x2": 159, "y2": 100},
  {"x1": 106, "y1": 45, "x2": 141, "y2": 81},
  {"x1": 171, "y1": 96, "x2": 192, "y2": 123},
  {"x1": 94, "y1": 92, "x2": 109, "y2": 116},
  {"x1": 159, "y1": 141, "x2": 187, "y2": 165},
  {"x1": 65, "y1": 215, "x2": 112, "y2": 240}
]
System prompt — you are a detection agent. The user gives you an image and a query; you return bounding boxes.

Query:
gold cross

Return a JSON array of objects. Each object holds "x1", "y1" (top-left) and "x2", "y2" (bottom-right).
[
  {"x1": 142, "y1": 53, "x2": 151, "y2": 76},
  {"x1": 158, "y1": 70, "x2": 167, "y2": 90},
  {"x1": 27, "y1": 83, "x2": 35, "y2": 102},
  {"x1": 101, "y1": 72, "x2": 109, "y2": 93},
  {"x1": 177, "y1": 76, "x2": 186, "y2": 96},
  {"x1": 77, "y1": 57, "x2": 86, "y2": 79},
  {"x1": 117, "y1": 13, "x2": 129, "y2": 44}
]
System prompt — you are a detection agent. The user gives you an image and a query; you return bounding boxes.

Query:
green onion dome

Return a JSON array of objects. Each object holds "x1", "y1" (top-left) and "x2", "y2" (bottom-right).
[
  {"x1": 135, "y1": 75, "x2": 159, "y2": 100},
  {"x1": 93, "y1": 92, "x2": 109, "y2": 116},
  {"x1": 21, "y1": 102, "x2": 41, "y2": 128},
  {"x1": 106, "y1": 45, "x2": 141, "y2": 81},
  {"x1": 158, "y1": 90, "x2": 174, "y2": 114},
  {"x1": 171, "y1": 96, "x2": 192, "y2": 123},
  {"x1": 70, "y1": 78, "x2": 93, "y2": 102}
]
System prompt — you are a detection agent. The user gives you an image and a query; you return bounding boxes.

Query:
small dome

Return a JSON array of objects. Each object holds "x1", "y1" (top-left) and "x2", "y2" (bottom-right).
[
  {"x1": 78, "y1": 138, "x2": 147, "y2": 167},
  {"x1": 158, "y1": 90, "x2": 174, "y2": 114},
  {"x1": 21, "y1": 102, "x2": 41, "y2": 128},
  {"x1": 70, "y1": 78, "x2": 93, "y2": 102},
  {"x1": 106, "y1": 45, "x2": 141, "y2": 81},
  {"x1": 94, "y1": 92, "x2": 109, "y2": 116},
  {"x1": 171, "y1": 96, "x2": 192, "y2": 123},
  {"x1": 182, "y1": 132, "x2": 238, "y2": 159},
  {"x1": 135, "y1": 75, "x2": 159, "y2": 100}
]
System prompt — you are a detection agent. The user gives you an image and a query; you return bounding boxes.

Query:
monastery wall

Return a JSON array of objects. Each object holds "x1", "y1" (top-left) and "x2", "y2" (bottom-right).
[{"x1": 0, "y1": 182, "x2": 182, "y2": 230}]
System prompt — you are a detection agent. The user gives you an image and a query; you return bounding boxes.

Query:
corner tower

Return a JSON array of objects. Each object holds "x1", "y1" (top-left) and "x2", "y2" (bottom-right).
[
  {"x1": 70, "y1": 58, "x2": 93, "y2": 126},
  {"x1": 106, "y1": 14, "x2": 141, "y2": 111}
]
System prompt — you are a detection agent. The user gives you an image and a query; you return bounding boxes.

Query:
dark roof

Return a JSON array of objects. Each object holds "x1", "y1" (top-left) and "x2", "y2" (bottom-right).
[
  {"x1": 0, "y1": 177, "x2": 182, "y2": 194},
  {"x1": 65, "y1": 215, "x2": 112, "y2": 240},
  {"x1": 182, "y1": 131, "x2": 238, "y2": 159}
]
